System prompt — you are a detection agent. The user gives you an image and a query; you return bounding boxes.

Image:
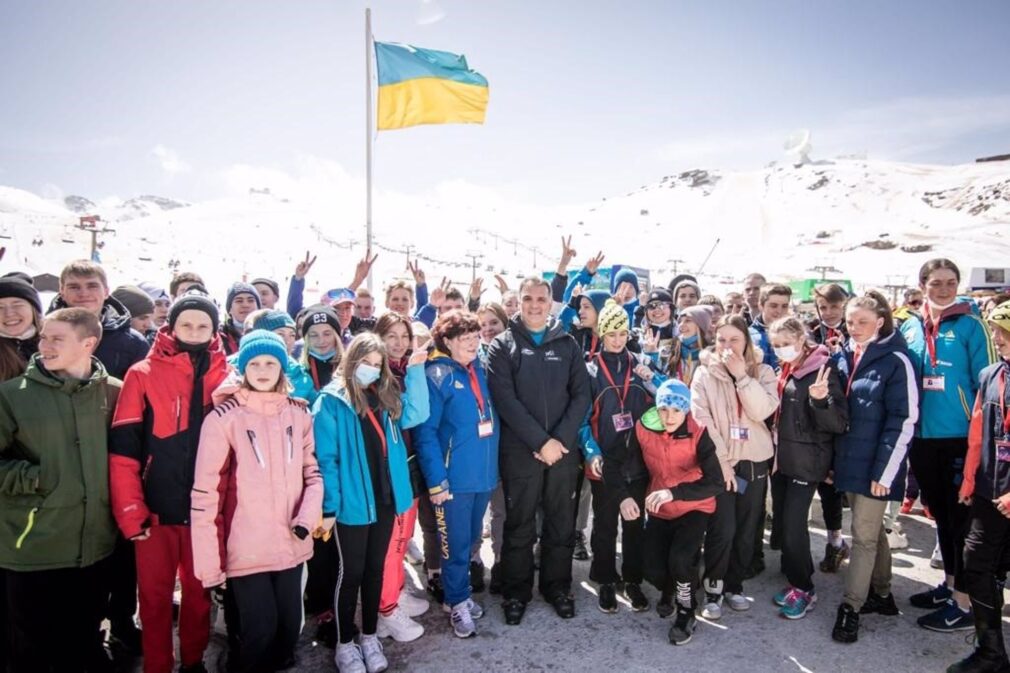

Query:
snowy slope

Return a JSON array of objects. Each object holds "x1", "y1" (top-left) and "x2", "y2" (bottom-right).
[{"x1": 1, "y1": 158, "x2": 1007, "y2": 302}]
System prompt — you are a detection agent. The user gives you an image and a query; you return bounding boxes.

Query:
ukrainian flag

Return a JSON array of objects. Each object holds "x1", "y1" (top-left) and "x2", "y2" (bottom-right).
[{"x1": 375, "y1": 41, "x2": 488, "y2": 131}]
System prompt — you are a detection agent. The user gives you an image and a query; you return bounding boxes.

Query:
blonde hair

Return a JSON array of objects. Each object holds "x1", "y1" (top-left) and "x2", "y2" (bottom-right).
[
  {"x1": 339, "y1": 333, "x2": 403, "y2": 420},
  {"x1": 239, "y1": 370, "x2": 292, "y2": 395},
  {"x1": 768, "y1": 316, "x2": 809, "y2": 343}
]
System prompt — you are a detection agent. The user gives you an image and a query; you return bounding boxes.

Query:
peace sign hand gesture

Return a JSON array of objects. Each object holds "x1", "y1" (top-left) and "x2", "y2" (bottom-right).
[
  {"x1": 809, "y1": 365, "x2": 830, "y2": 401},
  {"x1": 586, "y1": 251, "x2": 606, "y2": 276},
  {"x1": 408, "y1": 259, "x2": 426, "y2": 286},
  {"x1": 558, "y1": 235, "x2": 577, "y2": 274},
  {"x1": 642, "y1": 329, "x2": 661, "y2": 354},
  {"x1": 350, "y1": 248, "x2": 378, "y2": 290},
  {"x1": 294, "y1": 251, "x2": 317, "y2": 280},
  {"x1": 430, "y1": 277, "x2": 451, "y2": 308}
]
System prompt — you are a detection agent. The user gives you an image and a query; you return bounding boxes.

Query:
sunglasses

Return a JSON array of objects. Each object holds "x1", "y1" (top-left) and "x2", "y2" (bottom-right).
[
  {"x1": 646, "y1": 301, "x2": 671, "y2": 311},
  {"x1": 908, "y1": 300, "x2": 923, "y2": 307}
]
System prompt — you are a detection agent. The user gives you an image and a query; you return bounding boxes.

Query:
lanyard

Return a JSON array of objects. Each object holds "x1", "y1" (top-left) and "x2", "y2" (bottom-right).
[
  {"x1": 846, "y1": 346, "x2": 865, "y2": 397},
  {"x1": 466, "y1": 364, "x2": 487, "y2": 419},
  {"x1": 364, "y1": 407, "x2": 388, "y2": 457},
  {"x1": 585, "y1": 334, "x2": 599, "y2": 361},
  {"x1": 999, "y1": 368, "x2": 1010, "y2": 436},
  {"x1": 924, "y1": 306, "x2": 941, "y2": 369},
  {"x1": 309, "y1": 357, "x2": 321, "y2": 391},
  {"x1": 596, "y1": 352, "x2": 633, "y2": 411}
]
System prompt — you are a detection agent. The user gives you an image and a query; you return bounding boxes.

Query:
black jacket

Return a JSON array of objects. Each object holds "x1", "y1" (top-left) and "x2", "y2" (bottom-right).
[
  {"x1": 49, "y1": 295, "x2": 149, "y2": 379},
  {"x1": 487, "y1": 316, "x2": 591, "y2": 478},
  {"x1": 585, "y1": 349, "x2": 652, "y2": 489},
  {"x1": 808, "y1": 319, "x2": 849, "y2": 348},
  {"x1": 967, "y1": 360, "x2": 1010, "y2": 501},
  {"x1": 775, "y1": 346, "x2": 848, "y2": 482}
]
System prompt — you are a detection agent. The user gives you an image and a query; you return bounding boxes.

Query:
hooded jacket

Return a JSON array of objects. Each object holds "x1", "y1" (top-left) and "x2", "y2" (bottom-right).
[
  {"x1": 775, "y1": 345, "x2": 848, "y2": 482},
  {"x1": 190, "y1": 388, "x2": 323, "y2": 587},
  {"x1": 960, "y1": 360, "x2": 1010, "y2": 503},
  {"x1": 486, "y1": 316, "x2": 591, "y2": 478},
  {"x1": 109, "y1": 328, "x2": 230, "y2": 537},
  {"x1": 690, "y1": 348, "x2": 778, "y2": 472},
  {"x1": 49, "y1": 294, "x2": 149, "y2": 379},
  {"x1": 415, "y1": 352, "x2": 500, "y2": 496},
  {"x1": 225, "y1": 352, "x2": 318, "y2": 406},
  {"x1": 312, "y1": 364, "x2": 429, "y2": 526},
  {"x1": 635, "y1": 411, "x2": 723, "y2": 520},
  {"x1": 748, "y1": 315, "x2": 779, "y2": 370},
  {"x1": 833, "y1": 331, "x2": 918, "y2": 500},
  {"x1": 0, "y1": 356, "x2": 120, "y2": 571},
  {"x1": 900, "y1": 298, "x2": 996, "y2": 439}
]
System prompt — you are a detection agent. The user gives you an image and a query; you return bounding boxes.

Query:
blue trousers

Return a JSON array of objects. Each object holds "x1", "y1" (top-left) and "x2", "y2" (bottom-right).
[{"x1": 435, "y1": 491, "x2": 492, "y2": 607}]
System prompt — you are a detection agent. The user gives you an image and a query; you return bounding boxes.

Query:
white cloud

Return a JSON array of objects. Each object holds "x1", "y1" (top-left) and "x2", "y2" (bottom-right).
[
  {"x1": 151, "y1": 144, "x2": 191, "y2": 175},
  {"x1": 416, "y1": 0, "x2": 446, "y2": 26}
]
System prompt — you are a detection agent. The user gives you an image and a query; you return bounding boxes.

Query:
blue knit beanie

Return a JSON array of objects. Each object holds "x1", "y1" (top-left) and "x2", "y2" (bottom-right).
[
  {"x1": 655, "y1": 378, "x2": 691, "y2": 412},
  {"x1": 611, "y1": 267, "x2": 640, "y2": 295},
  {"x1": 226, "y1": 282, "x2": 262, "y2": 313},
  {"x1": 237, "y1": 330, "x2": 288, "y2": 374},
  {"x1": 252, "y1": 309, "x2": 296, "y2": 333},
  {"x1": 584, "y1": 290, "x2": 610, "y2": 315}
]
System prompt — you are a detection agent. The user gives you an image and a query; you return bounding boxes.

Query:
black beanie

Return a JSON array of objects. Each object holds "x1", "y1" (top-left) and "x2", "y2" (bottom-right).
[
  {"x1": 169, "y1": 290, "x2": 220, "y2": 332},
  {"x1": 0, "y1": 277, "x2": 42, "y2": 314},
  {"x1": 2, "y1": 271, "x2": 34, "y2": 286},
  {"x1": 301, "y1": 305, "x2": 340, "y2": 338}
]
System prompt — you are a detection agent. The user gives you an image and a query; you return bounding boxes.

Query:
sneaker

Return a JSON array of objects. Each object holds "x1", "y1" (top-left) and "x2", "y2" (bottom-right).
[
  {"x1": 398, "y1": 588, "x2": 430, "y2": 618},
  {"x1": 622, "y1": 582, "x2": 650, "y2": 612},
  {"x1": 470, "y1": 560, "x2": 486, "y2": 593},
  {"x1": 376, "y1": 608, "x2": 424, "y2": 643},
  {"x1": 442, "y1": 597, "x2": 484, "y2": 619},
  {"x1": 910, "y1": 582, "x2": 953, "y2": 610},
  {"x1": 931, "y1": 543, "x2": 944, "y2": 569},
  {"x1": 598, "y1": 583, "x2": 618, "y2": 613},
  {"x1": 900, "y1": 497, "x2": 915, "y2": 515},
  {"x1": 819, "y1": 540, "x2": 849, "y2": 573},
  {"x1": 726, "y1": 592, "x2": 751, "y2": 612},
  {"x1": 860, "y1": 591, "x2": 899, "y2": 616},
  {"x1": 668, "y1": 604, "x2": 697, "y2": 646},
  {"x1": 489, "y1": 563, "x2": 502, "y2": 595},
  {"x1": 573, "y1": 532, "x2": 590, "y2": 561},
  {"x1": 886, "y1": 527, "x2": 908, "y2": 550},
  {"x1": 406, "y1": 539, "x2": 424, "y2": 565},
  {"x1": 425, "y1": 572, "x2": 445, "y2": 604},
  {"x1": 832, "y1": 604, "x2": 860, "y2": 643},
  {"x1": 334, "y1": 642, "x2": 366, "y2": 673},
  {"x1": 358, "y1": 634, "x2": 388, "y2": 673},
  {"x1": 780, "y1": 589, "x2": 816, "y2": 620},
  {"x1": 450, "y1": 602, "x2": 477, "y2": 638},
  {"x1": 773, "y1": 586, "x2": 793, "y2": 607},
  {"x1": 701, "y1": 579, "x2": 724, "y2": 620},
  {"x1": 917, "y1": 599, "x2": 974, "y2": 633},
  {"x1": 656, "y1": 592, "x2": 675, "y2": 618}
]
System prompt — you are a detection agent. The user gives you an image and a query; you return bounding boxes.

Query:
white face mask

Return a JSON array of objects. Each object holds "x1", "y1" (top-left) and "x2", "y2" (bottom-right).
[
  {"x1": 354, "y1": 362, "x2": 382, "y2": 387},
  {"x1": 773, "y1": 345, "x2": 800, "y2": 363}
]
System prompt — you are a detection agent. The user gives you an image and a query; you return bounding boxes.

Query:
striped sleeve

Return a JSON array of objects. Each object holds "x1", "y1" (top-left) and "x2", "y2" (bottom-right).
[{"x1": 875, "y1": 351, "x2": 919, "y2": 489}]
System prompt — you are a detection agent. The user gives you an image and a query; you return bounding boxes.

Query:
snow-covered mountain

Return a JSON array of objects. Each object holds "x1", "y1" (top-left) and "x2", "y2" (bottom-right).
[{"x1": 0, "y1": 157, "x2": 1007, "y2": 303}]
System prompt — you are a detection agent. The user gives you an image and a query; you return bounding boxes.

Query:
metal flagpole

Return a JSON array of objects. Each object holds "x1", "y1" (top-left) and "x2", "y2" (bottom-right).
[{"x1": 365, "y1": 7, "x2": 374, "y2": 291}]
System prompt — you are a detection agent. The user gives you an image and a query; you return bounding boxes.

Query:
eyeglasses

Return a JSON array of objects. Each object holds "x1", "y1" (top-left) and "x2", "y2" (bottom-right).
[{"x1": 908, "y1": 300, "x2": 923, "y2": 307}]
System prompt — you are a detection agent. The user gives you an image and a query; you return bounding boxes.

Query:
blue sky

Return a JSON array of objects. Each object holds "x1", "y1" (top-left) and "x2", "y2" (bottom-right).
[{"x1": 1, "y1": 0, "x2": 1008, "y2": 206}]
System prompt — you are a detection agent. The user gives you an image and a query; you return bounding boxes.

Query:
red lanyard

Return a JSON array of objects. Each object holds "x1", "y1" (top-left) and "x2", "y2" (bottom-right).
[
  {"x1": 924, "y1": 306, "x2": 941, "y2": 369},
  {"x1": 846, "y1": 346, "x2": 865, "y2": 397},
  {"x1": 364, "y1": 407, "x2": 388, "y2": 457},
  {"x1": 309, "y1": 357, "x2": 321, "y2": 391},
  {"x1": 466, "y1": 364, "x2": 487, "y2": 419},
  {"x1": 596, "y1": 352, "x2": 633, "y2": 410},
  {"x1": 585, "y1": 334, "x2": 599, "y2": 361},
  {"x1": 999, "y1": 369, "x2": 1010, "y2": 436}
]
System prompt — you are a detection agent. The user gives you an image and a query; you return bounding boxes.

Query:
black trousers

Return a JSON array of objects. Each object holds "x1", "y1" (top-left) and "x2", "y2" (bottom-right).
[
  {"x1": 500, "y1": 462, "x2": 580, "y2": 603},
  {"x1": 818, "y1": 480, "x2": 844, "y2": 531},
  {"x1": 644, "y1": 511, "x2": 709, "y2": 593},
  {"x1": 304, "y1": 536, "x2": 339, "y2": 616},
  {"x1": 704, "y1": 459, "x2": 769, "y2": 594},
  {"x1": 107, "y1": 533, "x2": 138, "y2": 628},
  {"x1": 776, "y1": 475, "x2": 818, "y2": 592},
  {"x1": 589, "y1": 477, "x2": 647, "y2": 585},
  {"x1": 230, "y1": 565, "x2": 304, "y2": 673},
  {"x1": 6, "y1": 557, "x2": 111, "y2": 673},
  {"x1": 334, "y1": 504, "x2": 396, "y2": 644},
  {"x1": 963, "y1": 497, "x2": 1010, "y2": 610},
  {"x1": 909, "y1": 437, "x2": 972, "y2": 592},
  {"x1": 416, "y1": 493, "x2": 442, "y2": 573}
]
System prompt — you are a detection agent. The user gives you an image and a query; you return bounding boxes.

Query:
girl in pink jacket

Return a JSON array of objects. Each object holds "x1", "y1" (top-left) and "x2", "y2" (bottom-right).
[{"x1": 191, "y1": 330, "x2": 323, "y2": 672}]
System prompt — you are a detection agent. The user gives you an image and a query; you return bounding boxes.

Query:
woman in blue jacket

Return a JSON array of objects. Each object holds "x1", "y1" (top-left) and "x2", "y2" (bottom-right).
[
  {"x1": 313, "y1": 332, "x2": 429, "y2": 673},
  {"x1": 415, "y1": 310, "x2": 500, "y2": 640},
  {"x1": 900, "y1": 258, "x2": 996, "y2": 632},
  {"x1": 831, "y1": 291, "x2": 919, "y2": 645}
]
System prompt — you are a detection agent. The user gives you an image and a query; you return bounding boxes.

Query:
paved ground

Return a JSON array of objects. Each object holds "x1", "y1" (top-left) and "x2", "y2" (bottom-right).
[{"x1": 129, "y1": 503, "x2": 990, "y2": 672}]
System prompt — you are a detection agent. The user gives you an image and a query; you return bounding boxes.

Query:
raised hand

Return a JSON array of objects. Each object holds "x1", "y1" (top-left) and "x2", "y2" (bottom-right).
[
  {"x1": 642, "y1": 329, "x2": 661, "y2": 354},
  {"x1": 494, "y1": 274, "x2": 509, "y2": 295},
  {"x1": 430, "y1": 277, "x2": 451, "y2": 308},
  {"x1": 722, "y1": 349, "x2": 748, "y2": 379},
  {"x1": 557, "y1": 235, "x2": 577, "y2": 274},
  {"x1": 293, "y1": 251, "x2": 317, "y2": 279},
  {"x1": 350, "y1": 248, "x2": 378, "y2": 290},
  {"x1": 469, "y1": 277, "x2": 485, "y2": 301},
  {"x1": 586, "y1": 251, "x2": 606, "y2": 275},
  {"x1": 809, "y1": 364, "x2": 830, "y2": 400},
  {"x1": 408, "y1": 259, "x2": 426, "y2": 286}
]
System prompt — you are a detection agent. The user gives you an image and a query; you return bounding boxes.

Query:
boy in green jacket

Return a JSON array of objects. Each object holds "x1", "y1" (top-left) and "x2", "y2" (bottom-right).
[{"x1": 0, "y1": 307, "x2": 122, "y2": 672}]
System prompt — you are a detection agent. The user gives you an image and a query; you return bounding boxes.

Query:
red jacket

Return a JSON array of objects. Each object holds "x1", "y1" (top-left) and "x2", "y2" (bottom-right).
[
  {"x1": 109, "y1": 328, "x2": 230, "y2": 537},
  {"x1": 635, "y1": 413, "x2": 722, "y2": 520}
]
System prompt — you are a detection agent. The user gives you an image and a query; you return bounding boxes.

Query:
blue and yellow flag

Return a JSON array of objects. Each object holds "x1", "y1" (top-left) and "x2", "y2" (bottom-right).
[{"x1": 374, "y1": 42, "x2": 488, "y2": 131}]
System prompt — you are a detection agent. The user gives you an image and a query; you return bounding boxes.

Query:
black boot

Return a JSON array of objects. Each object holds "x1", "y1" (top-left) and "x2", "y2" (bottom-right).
[
  {"x1": 668, "y1": 604, "x2": 697, "y2": 646},
  {"x1": 573, "y1": 532, "x2": 590, "y2": 561},
  {"x1": 947, "y1": 598, "x2": 1010, "y2": 673}
]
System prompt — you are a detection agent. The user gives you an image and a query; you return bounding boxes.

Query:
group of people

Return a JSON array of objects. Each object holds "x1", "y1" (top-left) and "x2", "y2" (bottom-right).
[{"x1": 1, "y1": 240, "x2": 1009, "y2": 673}]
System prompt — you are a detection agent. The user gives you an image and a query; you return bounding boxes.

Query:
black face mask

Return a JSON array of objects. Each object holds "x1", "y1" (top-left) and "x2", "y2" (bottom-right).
[{"x1": 177, "y1": 340, "x2": 210, "y2": 353}]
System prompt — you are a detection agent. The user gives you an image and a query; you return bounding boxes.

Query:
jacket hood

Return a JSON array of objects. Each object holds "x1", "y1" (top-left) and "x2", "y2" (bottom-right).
[
  {"x1": 24, "y1": 353, "x2": 108, "y2": 391},
  {"x1": 49, "y1": 293, "x2": 134, "y2": 333},
  {"x1": 150, "y1": 325, "x2": 225, "y2": 362},
  {"x1": 792, "y1": 344, "x2": 832, "y2": 378},
  {"x1": 641, "y1": 407, "x2": 695, "y2": 435},
  {"x1": 508, "y1": 315, "x2": 568, "y2": 346}
]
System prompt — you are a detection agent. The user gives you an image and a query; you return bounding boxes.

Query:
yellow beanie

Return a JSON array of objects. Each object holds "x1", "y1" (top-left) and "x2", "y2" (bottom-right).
[
  {"x1": 989, "y1": 300, "x2": 1010, "y2": 334},
  {"x1": 597, "y1": 299, "x2": 629, "y2": 337}
]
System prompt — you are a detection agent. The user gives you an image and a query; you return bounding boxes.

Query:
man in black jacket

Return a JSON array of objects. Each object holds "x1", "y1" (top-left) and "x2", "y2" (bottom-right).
[{"x1": 487, "y1": 277, "x2": 591, "y2": 625}]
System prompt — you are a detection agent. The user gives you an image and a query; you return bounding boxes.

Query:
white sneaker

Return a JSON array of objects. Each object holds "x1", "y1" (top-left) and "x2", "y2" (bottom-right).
[
  {"x1": 726, "y1": 592, "x2": 751, "y2": 612},
  {"x1": 930, "y1": 542, "x2": 944, "y2": 570},
  {"x1": 450, "y1": 602, "x2": 477, "y2": 638},
  {"x1": 376, "y1": 608, "x2": 424, "y2": 643},
  {"x1": 886, "y1": 527, "x2": 909, "y2": 550},
  {"x1": 701, "y1": 579, "x2": 723, "y2": 620},
  {"x1": 359, "y1": 634, "x2": 388, "y2": 673},
  {"x1": 406, "y1": 539, "x2": 425, "y2": 565},
  {"x1": 441, "y1": 597, "x2": 484, "y2": 619},
  {"x1": 335, "y1": 642, "x2": 366, "y2": 673},
  {"x1": 398, "y1": 588, "x2": 430, "y2": 617}
]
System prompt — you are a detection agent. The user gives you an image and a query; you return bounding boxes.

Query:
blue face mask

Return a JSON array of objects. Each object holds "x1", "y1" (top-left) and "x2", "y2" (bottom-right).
[
  {"x1": 354, "y1": 363, "x2": 382, "y2": 387},
  {"x1": 309, "y1": 348, "x2": 337, "y2": 361}
]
